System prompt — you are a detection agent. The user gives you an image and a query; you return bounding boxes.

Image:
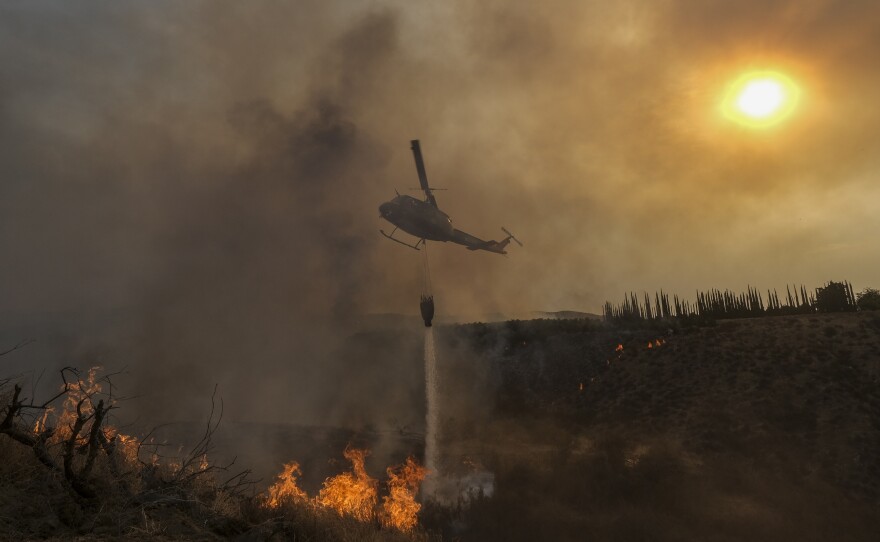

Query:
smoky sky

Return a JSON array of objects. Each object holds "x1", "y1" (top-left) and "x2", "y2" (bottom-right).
[{"x1": 2, "y1": 1, "x2": 879, "y2": 423}]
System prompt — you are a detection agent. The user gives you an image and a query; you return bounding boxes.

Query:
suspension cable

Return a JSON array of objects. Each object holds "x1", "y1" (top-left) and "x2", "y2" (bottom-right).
[{"x1": 422, "y1": 241, "x2": 433, "y2": 295}]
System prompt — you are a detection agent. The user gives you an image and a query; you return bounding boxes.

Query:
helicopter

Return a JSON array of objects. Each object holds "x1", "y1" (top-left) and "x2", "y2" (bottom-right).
[{"x1": 378, "y1": 140, "x2": 522, "y2": 255}]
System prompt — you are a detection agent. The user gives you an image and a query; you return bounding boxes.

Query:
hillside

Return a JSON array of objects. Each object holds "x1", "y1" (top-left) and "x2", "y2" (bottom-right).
[
  {"x1": 2, "y1": 311, "x2": 879, "y2": 541},
  {"x1": 428, "y1": 311, "x2": 880, "y2": 541}
]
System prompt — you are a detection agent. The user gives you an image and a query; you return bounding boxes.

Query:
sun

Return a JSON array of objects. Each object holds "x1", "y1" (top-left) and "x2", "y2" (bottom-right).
[
  {"x1": 738, "y1": 80, "x2": 784, "y2": 117},
  {"x1": 722, "y1": 71, "x2": 800, "y2": 128}
]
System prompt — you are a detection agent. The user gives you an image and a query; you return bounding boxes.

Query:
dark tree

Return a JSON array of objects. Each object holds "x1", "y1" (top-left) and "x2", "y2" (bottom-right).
[
  {"x1": 856, "y1": 288, "x2": 880, "y2": 311},
  {"x1": 815, "y1": 281, "x2": 856, "y2": 313}
]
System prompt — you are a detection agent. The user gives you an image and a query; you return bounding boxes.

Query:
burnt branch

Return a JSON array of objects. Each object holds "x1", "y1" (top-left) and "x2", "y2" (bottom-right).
[
  {"x1": 81, "y1": 399, "x2": 108, "y2": 478},
  {"x1": 173, "y1": 384, "x2": 223, "y2": 483},
  {"x1": 135, "y1": 423, "x2": 174, "y2": 469},
  {"x1": 37, "y1": 385, "x2": 71, "y2": 410},
  {"x1": 62, "y1": 398, "x2": 98, "y2": 499},
  {"x1": 96, "y1": 428, "x2": 133, "y2": 495},
  {"x1": 0, "y1": 385, "x2": 63, "y2": 481},
  {"x1": 0, "y1": 339, "x2": 34, "y2": 358},
  {"x1": 0, "y1": 384, "x2": 23, "y2": 430},
  {"x1": 221, "y1": 467, "x2": 259, "y2": 497}
]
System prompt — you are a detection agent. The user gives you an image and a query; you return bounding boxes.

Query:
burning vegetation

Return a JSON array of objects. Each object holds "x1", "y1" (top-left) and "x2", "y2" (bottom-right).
[
  {"x1": 317, "y1": 447, "x2": 379, "y2": 522},
  {"x1": 1, "y1": 363, "x2": 434, "y2": 539},
  {"x1": 0, "y1": 365, "x2": 268, "y2": 538},
  {"x1": 381, "y1": 457, "x2": 428, "y2": 532},
  {"x1": 265, "y1": 461, "x2": 309, "y2": 508},
  {"x1": 3, "y1": 366, "x2": 142, "y2": 500},
  {"x1": 4, "y1": 309, "x2": 880, "y2": 541},
  {"x1": 264, "y1": 447, "x2": 428, "y2": 533}
]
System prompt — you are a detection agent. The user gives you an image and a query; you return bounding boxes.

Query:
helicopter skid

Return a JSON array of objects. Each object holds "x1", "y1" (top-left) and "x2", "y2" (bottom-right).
[{"x1": 380, "y1": 228, "x2": 424, "y2": 251}]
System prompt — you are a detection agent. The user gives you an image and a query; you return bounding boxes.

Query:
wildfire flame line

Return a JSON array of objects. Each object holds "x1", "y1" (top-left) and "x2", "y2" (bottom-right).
[
  {"x1": 317, "y1": 447, "x2": 378, "y2": 522},
  {"x1": 265, "y1": 461, "x2": 308, "y2": 508},
  {"x1": 25, "y1": 367, "x2": 429, "y2": 532},
  {"x1": 381, "y1": 457, "x2": 427, "y2": 532},
  {"x1": 263, "y1": 448, "x2": 427, "y2": 532}
]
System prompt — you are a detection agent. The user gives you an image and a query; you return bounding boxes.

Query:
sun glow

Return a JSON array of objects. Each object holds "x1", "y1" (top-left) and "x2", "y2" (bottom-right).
[{"x1": 722, "y1": 71, "x2": 799, "y2": 128}]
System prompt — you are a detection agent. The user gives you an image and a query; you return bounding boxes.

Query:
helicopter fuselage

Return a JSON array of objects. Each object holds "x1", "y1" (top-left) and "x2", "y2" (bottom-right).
[
  {"x1": 379, "y1": 195, "x2": 455, "y2": 241},
  {"x1": 377, "y1": 139, "x2": 521, "y2": 254}
]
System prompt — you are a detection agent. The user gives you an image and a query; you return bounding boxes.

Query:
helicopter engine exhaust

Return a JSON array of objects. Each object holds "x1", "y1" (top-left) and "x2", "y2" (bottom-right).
[{"x1": 420, "y1": 295, "x2": 435, "y2": 327}]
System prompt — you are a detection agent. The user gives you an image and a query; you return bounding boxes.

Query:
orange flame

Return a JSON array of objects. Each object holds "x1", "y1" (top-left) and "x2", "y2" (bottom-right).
[
  {"x1": 380, "y1": 457, "x2": 427, "y2": 532},
  {"x1": 615, "y1": 344, "x2": 624, "y2": 352},
  {"x1": 263, "y1": 450, "x2": 428, "y2": 532},
  {"x1": 35, "y1": 367, "x2": 142, "y2": 469},
  {"x1": 647, "y1": 338, "x2": 665, "y2": 349},
  {"x1": 104, "y1": 427, "x2": 140, "y2": 466},
  {"x1": 265, "y1": 461, "x2": 308, "y2": 508},
  {"x1": 52, "y1": 366, "x2": 103, "y2": 444},
  {"x1": 33, "y1": 406, "x2": 54, "y2": 434},
  {"x1": 316, "y1": 448, "x2": 378, "y2": 522}
]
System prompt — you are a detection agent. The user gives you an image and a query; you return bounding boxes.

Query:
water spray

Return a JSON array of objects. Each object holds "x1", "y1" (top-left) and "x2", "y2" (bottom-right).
[
  {"x1": 423, "y1": 324, "x2": 439, "y2": 496},
  {"x1": 421, "y1": 243, "x2": 439, "y2": 496}
]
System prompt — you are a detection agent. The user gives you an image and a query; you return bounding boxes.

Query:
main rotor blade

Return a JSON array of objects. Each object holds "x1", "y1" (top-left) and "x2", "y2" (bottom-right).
[{"x1": 410, "y1": 140, "x2": 438, "y2": 207}]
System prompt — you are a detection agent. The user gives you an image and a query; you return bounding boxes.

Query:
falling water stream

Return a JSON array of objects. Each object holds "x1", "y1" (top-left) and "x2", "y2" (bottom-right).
[{"x1": 423, "y1": 325, "x2": 439, "y2": 496}]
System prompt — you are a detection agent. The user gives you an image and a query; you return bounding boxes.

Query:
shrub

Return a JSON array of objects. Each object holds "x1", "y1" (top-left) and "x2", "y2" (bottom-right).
[{"x1": 856, "y1": 288, "x2": 880, "y2": 311}]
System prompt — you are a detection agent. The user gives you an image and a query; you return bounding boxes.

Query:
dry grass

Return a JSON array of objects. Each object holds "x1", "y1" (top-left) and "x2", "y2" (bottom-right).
[{"x1": 0, "y1": 432, "x2": 435, "y2": 541}]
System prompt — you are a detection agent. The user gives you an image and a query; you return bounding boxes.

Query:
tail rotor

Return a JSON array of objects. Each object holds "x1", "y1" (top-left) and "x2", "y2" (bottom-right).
[{"x1": 501, "y1": 227, "x2": 523, "y2": 247}]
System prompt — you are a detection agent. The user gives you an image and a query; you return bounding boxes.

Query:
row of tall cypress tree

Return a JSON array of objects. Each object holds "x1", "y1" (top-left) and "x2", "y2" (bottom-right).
[{"x1": 603, "y1": 281, "x2": 858, "y2": 322}]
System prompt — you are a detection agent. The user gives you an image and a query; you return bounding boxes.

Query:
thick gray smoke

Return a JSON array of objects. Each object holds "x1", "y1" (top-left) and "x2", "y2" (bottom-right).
[
  {"x1": 0, "y1": 3, "x2": 422, "y2": 426},
  {"x1": 2, "y1": 0, "x2": 880, "y2": 429}
]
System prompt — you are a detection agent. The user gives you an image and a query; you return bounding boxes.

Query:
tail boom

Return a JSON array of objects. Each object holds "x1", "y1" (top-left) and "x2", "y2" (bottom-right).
[{"x1": 455, "y1": 227, "x2": 522, "y2": 254}]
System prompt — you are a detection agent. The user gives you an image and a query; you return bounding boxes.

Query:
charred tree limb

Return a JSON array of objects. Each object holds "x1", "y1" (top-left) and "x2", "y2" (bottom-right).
[
  {"x1": 134, "y1": 422, "x2": 176, "y2": 471},
  {"x1": 96, "y1": 428, "x2": 135, "y2": 496},
  {"x1": 62, "y1": 398, "x2": 98, "y2": 499},
  {"x1": 174, "y1": 385, "x2": 223, "y2": 483},
  {"x1": 62, "y1": 399, "x2": 89, "y2": 481},
  {"x1": 1, "y1": 369, "x2": 131, "y2": 501},
  {"x1": 81, "y1": 399, "x2": 108, "y2": 479},
  {"x1": 0, "y1": 384, "x2": 23, "y2": 429},
  {"x1": 0, "y1": 385, "x2": 63, "y2": 474},
  {"x1": 38, "y1": 384, "x2": 71, "y2": 410},
  {"x1": 0, "y1": 339, "x2": 34, "y2": 358},
  {"x1": 221, "y1": 466, "x2": 258, "y2": 497}
]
